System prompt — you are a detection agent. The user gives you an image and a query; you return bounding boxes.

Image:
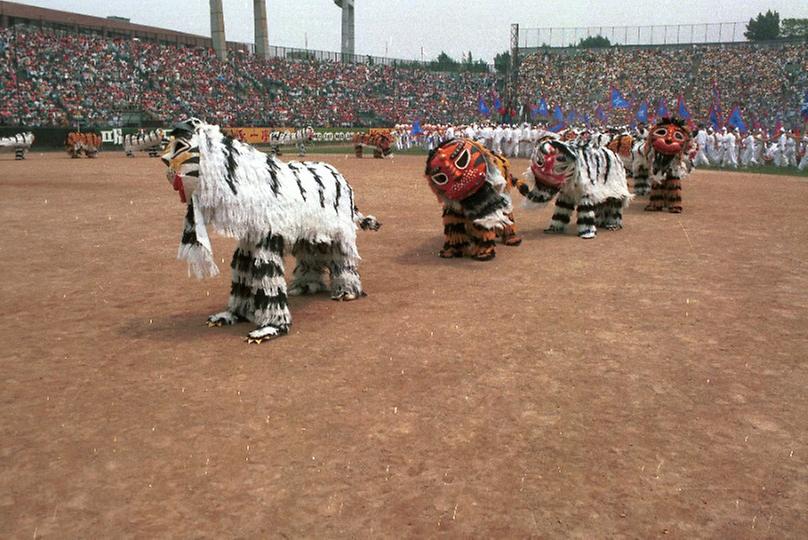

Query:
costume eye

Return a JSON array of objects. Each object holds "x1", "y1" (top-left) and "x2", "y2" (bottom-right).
[
  {"x1": 653, "y1": 128, "x2": 669, "y2": 138},
  {"x1": 454, "y1": 148, "x2": 470, "y2": 169},
  {"x1": 533, "y1": 153, "x2": 544, "y2": 166},
  {"x1": 556, "y1": 155, "x2": 567, "y2": 162},
  {"x1": 431, "y1": 173, "x2": 449, "y2": 185},
  {"x1": 673, "y1": 131, "x2": 686, "y2": 142}
]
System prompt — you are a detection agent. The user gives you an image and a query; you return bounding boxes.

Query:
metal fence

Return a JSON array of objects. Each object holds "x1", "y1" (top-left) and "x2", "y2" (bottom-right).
[{"x1": 519, "y1": 22, "x2": 749, "y2": 49}]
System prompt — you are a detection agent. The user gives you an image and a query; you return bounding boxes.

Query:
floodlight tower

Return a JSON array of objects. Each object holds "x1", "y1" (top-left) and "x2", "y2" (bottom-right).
[
  {"x1": 210, "y1": 0, "x2": 227, "y2": 61},
  {"x1": 253, "y1": 0, "x2": 269, "y2": 59},
  {"x1": 333, "y1": 0, "x2": 355, "y2": 61}
]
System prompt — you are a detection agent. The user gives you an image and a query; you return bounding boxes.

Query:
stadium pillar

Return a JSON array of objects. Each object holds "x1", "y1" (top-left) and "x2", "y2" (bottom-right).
[
  {"x1": 209, "y1": 0, "x2": 227, "y2": 61},
  {"x1": 334, "y1": 0, "x2": 355, "y2": 62},
  {"x1": 253, "y1": 0, "x2": 269, "y2": 60}
]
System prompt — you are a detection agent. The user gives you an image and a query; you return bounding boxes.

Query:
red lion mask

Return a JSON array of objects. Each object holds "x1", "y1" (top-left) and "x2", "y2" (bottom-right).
[
  {"x1": 530, "y1": 138, "x2": 575, "y2": 189},
  {"x1": 650, "y1": 119, "x2": 690, "y2": 156},
  {"x1": 426, "y1": 139, "x2": 489, "y2": 201}
]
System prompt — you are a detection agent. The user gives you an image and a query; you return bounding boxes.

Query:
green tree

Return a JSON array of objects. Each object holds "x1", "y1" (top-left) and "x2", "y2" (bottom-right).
[
  {"x1": 575, "y1": 35, "x2": 612, "y2": 48},
  {"x1": 494, "y1": 50, "x2": 510, "y2": 75},
  {"x1": 781, "y1": 18, "x2": 808, "y2": 39},
  {"x1": 744, "y1": 10, "x2": 780, "y2": 41}
]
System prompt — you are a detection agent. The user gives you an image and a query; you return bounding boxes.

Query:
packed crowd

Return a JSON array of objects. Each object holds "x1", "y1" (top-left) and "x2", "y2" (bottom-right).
[
  {"x1": 0, "y1": 25, "x2": 805, "y2": 131},
  {"x1": 0, "y1": 26, "x2": 495, "y2": 128},
  {"x1": 518, "y1": 42, "x2": 807, "y2": 130}
]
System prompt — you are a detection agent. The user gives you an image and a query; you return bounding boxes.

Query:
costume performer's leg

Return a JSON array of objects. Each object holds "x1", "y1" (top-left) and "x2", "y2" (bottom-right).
[
  {"x1": 633, "y1": 166, "x2": 651, "y2": 195},
  {"x1": 645, "y1": 182, "x2": 665, "y2": 211},
  {"x1": 597, "y1": 198, "x2": 624, "y2": 230},
  {"x1": 246, "y1": 233, "x2": 291, "y2": 342},
  {"x1": 576, "y1": 196, "x2": 597, "y2": 239},
  {"x1": 354, "y1": 145, "x2": 363, "y2": 158},
  {"x1": 664, "y1": 177, "x2": 683, "y2": 213},
  {"x1": 499, "y1": 212, "x2": 523, "y2": 246},
  {"x1": 545, "y1": 195, "x2": 575, "y2": 234},
  {"x1": 328, "y1": 243, "x2": 364, "y2": 301},
  {"x1": 208, "y1": 239, "x2": 253, "y2": 327},
  {"x1": 289, "y1": 241, "x2": 328, "y2": 296},
  {"x1": 465, "y1": 221, "x2": 497, "y2": 261},
  {"x1": 439, "y1": 207, "x2": 470, "y2": 258}
]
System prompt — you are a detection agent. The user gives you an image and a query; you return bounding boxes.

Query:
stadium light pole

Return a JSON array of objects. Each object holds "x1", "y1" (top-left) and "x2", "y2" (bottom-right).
[
  {"x1": 253, "y1": 0, "x2": 269, "y2": 60},
  {"x1": 333, "y1": 0, "x2": 355, "y2": 62},
  {"x1": 209, "y1": 0, "x2": 227, "y2": 61}
]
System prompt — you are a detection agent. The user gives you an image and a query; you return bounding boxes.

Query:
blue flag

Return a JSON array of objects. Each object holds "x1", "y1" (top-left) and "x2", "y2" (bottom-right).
[
  {"x1": 566, "y1": 110, "x2": 576, "y2": 125},
  {"x1": 726, "y1": 106, "x2": 747, "y2": 133},
  {"x1": 549, "y1": 105, "x2": 565, "y2": 132},
  {"x1": 494, "y1": 96, "x2": 503, "y2": 114},
  {"x1": 677, "y1": 95, "x2": 691, "y2": 120},
  {"x1": 411, "y1": 120, "x2": 422, "y2": 135},
  {"x1": 583, "y1": 113, "x2": 591, "y2": 129},
  {"x1": 595, "y1": 105, "x2": 607, "y2": 123},
  {"x1": 537, "y1": 97, "x2": 549, "y2": 117},
  {"x1": 478, "y1": 98, "x2": 490, "y2": 116},
  {"x1": 656, "y1": 98, "x2": 669, "y2": 118},
  {"x1": 610, "y1": 87, "x2": 630, "y2": 109},
  {"x1": 636, "y1": 101, "x2": 649, "y2": 123},
  {"x1": 708, "y1": 106, "x2": 720, "y2": 130},
  {"x1": 801, "y1": 91, "x2": 808, "y2": 120}
]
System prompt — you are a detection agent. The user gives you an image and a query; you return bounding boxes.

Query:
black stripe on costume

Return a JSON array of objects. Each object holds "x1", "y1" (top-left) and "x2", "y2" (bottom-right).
[
  {"x1": 230, "y1": 250, "x2": 254, "y2": 273},
  {"x1": 230, "y1": 281, "x2": 252, "y2": 299},
  {"x1": 252, "y1": 260, "x2": 285, "y2": 279},
  {"x1": 253, "y1": 289, "x2": 289, "y2": 312},
  {"x1": 305, "y1": 165, "x2": 326, "y2": 208},
  {"x1": 461, "y1": 183, "x2": 509, "y2": 221},
  {"x1": 551, "y1": 211, "x2": 571, "y2": 224},
  {"x1": 221, "y1": 136, "x2": 239, "y2": 195},
  {"x1": 180, "y1": 203, "x2": 198, "y2": 245},
  {"x1": 265, "y1": 155, "x2": 280, "y2": 195},
  {"x1": 576, "y1": 216, "x2": 596, "y2": 226},
  {"x1": 555, "y1": 199, "x2": 575, "y2": 210},
  {"x1": 321, "y1": 164, "x2": 343, "y2": 214},
  {"x1": 256, "y1": 234, "x2": 285, "y2": 254},
  {"x1": 444, "y1": 223, "x2": 466, "y2": 235},
  {"x1": 287, "y1": 163, "x2": 307, "y2": 201},
  {"x1": 604, "y1": 150, "x2": 612, "y2": 180}
]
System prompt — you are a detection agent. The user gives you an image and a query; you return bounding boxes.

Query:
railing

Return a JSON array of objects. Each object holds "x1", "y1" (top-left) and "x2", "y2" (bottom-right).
[{"x1": 519, "y1": 22, "x2": 751, "y2": 49}]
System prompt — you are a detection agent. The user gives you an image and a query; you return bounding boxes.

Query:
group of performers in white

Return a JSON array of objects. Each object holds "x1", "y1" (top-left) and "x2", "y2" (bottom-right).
[{"x1": 393, "y1": 122, "x2": 808, "y2": 171}]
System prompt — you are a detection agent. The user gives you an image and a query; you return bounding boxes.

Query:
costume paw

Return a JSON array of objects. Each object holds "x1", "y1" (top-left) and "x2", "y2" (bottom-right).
[
  {"x1": 439, "y1": 249, "x2": 464, "y2": 258},
  {"x1": 578, "y1": 230, "x2": 597, "y2": 239},
  {"x1": 668, "y1": 207, "x2": 683, "y2": 213},
  {"x1": 603, "y1": 223, "x2": 623, "y2": 231},
  {"x1": 288, "y1": 281, "x2": 327, "y2": 296},
  {"x1": 472, "y1": 252, "x2": 496, "y2": 261},
  {"x1": 207, "y1": 311, "x2": 240, "y2": 327},
  {"x1": 502, "y1": 235, "x2": 523, "y2": 246},
  {"x1": 245, "y1": 325, "x2": 288, "y2": 344},
  {"x1": 331, "y1": 290, "x2": 366, "y2": 302}
]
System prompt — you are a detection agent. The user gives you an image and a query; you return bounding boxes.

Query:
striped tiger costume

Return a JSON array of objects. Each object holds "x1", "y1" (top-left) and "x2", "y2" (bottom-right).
[
  {"x1": 512, "y1": 135, "x2": 632, "y2": 239},
  {"x1": 161, "y1": 118, "x2": 381, "y2": 344},
  {"x1": 0, "y1": 132, "x2": 34, "y2": 160},
  {"x1": 643, "y1": 117, "x2": 691, "y2": 213},
  {"x1": 124, "y1": 129, "x2": 165, "y2": 157},
  {"x1": 606, "y1": 133, "x2": 635, "y2": 175},
  {"x1": 353, "y1": 131, "x2": 394, "y2": 159},
  {"x1": 425, "y1": 138, "x2": 521, "y2": 261},
  {"x1": 66, "y1": 132, "x2": 102, "y2": 158}
]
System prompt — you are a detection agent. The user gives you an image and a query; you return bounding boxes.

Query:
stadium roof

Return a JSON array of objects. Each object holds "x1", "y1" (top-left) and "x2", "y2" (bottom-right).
[{"x1": 0, "y1": 0, "x2": 245, "y2": 49}]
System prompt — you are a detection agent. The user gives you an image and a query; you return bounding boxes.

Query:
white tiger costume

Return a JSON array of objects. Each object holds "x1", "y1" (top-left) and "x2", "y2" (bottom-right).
[
  {"x1": 161, "y1": 118, "x2": 380, "y2": 343},
  {"x1": 513, "y1": 135, "x2": 633, "y2": 239},
  {"x1": 124, "y1": 129, "x2": 165, "y2": 157},
  {"x1": 0, "y1": 132, "x2": 34, "y2": 160}
]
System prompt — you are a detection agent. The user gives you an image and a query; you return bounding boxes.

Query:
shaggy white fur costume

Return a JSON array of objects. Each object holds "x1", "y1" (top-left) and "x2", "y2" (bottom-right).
[
  {"x1": 124, "y1": 129, "x2": 164, "y2": 157},
  {"x1": 162, "y1": 119, "x2": 380, "y2": 343},
  {"x1": 0, "y1": 132, "x2": 34, "y2": 160},
  {"x1": 515, "y1": 136, "x2": 633, "y2": 239}
]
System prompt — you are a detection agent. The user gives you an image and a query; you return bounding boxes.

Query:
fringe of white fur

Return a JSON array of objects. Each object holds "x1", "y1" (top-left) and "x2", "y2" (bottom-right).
[{"x1": 178, "y1": 242, "x2": 220, "y2": 279}]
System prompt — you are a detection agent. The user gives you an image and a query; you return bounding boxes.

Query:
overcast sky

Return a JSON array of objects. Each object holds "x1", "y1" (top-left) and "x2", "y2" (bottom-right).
[{"x1": 15, "y1": 0, "x2": 808, "y2": 61}]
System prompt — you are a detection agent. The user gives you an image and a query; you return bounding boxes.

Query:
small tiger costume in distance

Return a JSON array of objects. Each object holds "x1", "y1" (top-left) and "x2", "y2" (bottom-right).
[
  {"x1": 66, "y1": 132, "x2": 102, "y2": 158},
  {"x1": 644, "y1": 117, "x2": 691, "y2": 213},
  {"x1": 0, "y1": 132, "x2": 34, "y2": 160},
  {"x1": 353, "y1": 131, "x2": 394, "y2": 159}
]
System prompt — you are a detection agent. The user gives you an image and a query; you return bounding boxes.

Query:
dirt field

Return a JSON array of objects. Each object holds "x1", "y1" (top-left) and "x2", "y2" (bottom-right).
[{"x1": 1, "y1": 151, "x2": 806, "y2": 538}]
